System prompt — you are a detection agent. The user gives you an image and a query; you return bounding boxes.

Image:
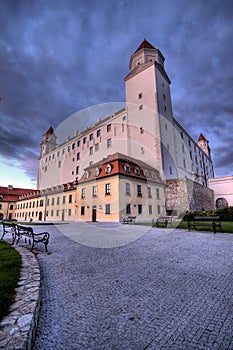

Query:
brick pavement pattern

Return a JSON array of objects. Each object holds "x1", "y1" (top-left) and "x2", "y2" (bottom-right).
[{"x1": 33, "y1": 224, "x2": 233, "y2": 350}]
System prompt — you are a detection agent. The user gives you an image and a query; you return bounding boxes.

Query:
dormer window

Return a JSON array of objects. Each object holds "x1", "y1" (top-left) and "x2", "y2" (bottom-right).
[
  {"x1": 134, "y1": 167, "x2": 140, "y2": 176},
  {"x1": 95, "y1": 168, "x2": 100, "y2": 177},
  {"x1": 124, "y1": 163, "x2": 130, "y2": 173},
  {"x1": 105, "y1": 164, "x2": 112, "y2": 174},
  {"x1": 84, "y1": 171, "x2": 89, "y2": 179}
]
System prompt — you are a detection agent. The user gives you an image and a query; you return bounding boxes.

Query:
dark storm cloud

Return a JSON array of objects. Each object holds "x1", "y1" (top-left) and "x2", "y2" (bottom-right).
[{"x1": 0, "y1": 0, "x2": 232, "y2": 185}]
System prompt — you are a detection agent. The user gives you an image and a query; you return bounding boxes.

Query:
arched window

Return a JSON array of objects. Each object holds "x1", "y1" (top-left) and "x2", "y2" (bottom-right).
[{"x1": 216, "y1": 198, "x2": 228, "y2": 208}]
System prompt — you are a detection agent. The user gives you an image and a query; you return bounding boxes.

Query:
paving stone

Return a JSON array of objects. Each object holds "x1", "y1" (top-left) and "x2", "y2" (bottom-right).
[{"x1": 31, "y1": 224, "x2": 233, "y2": 350}]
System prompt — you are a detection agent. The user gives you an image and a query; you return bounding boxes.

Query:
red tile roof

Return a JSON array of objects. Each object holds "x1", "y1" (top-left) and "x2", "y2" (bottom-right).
[
  {"x1": 0, "y1": 186, "x2": 36, "y2": 202},
  {"x1": 135, "y1": 39, "x2": 156, "y2": 53},
  {"x1": 79, "y1": 153, "x2": 164, "y2": 184},
  {"x1": 198, "y1": 133, "x2": 207, "y2": 142},
  {"x1": 44, "y1": 126, "x2": 54, "y2": 136}
]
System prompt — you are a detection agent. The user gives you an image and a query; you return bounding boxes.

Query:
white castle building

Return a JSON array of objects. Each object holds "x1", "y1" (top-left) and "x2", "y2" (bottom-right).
[{"x1": 33, "y1": 39, "x2": 215, "y2": 221}]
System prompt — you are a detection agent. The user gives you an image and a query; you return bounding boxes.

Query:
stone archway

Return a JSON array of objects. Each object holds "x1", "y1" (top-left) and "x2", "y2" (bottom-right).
[{"x1": 216, "y1": 198, "x2": 228, "y2": 208}]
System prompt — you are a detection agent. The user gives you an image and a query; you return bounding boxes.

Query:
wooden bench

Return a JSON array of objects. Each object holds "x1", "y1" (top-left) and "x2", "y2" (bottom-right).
[
  {"x1": 14, "y1": 224, "x2": 50, "y2": 252},
  {"x1": 188, "y1": 216, "x2": 223, "y2": 234},
  {"x1": 152, "y1": 216, "x2": 173, "y2": 227},
  {"x1": 121, "y1": 216, "x2": 136, "y2": 224},
  {"x1": 1, "y1": 221, "x2": 17, "y2": 242}
]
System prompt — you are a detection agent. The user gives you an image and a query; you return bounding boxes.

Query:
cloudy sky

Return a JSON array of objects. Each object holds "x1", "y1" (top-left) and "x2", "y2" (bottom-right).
[{"x1": 0, "y1": 0, "x2": 232, "y2": 188}]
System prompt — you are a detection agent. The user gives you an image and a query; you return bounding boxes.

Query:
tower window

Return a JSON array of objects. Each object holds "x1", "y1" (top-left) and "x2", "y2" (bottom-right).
[{"x1": 107, "y1": 138, "x2": 112, "y2": 148}]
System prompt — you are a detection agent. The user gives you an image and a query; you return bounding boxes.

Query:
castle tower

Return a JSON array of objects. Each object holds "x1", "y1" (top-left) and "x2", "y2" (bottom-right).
[
  {"x1": 197, "y1": 133, "x2": 211, "y2": 159},
  {"x1": 39, "y1": 126, "x2": 57, "y2": 158},
  {"x1": 124, "y1": 39, "x2": 176, "y2": 178},
  {"x1": 124, "y1": 39, "x2": 173, "y2": 122}
]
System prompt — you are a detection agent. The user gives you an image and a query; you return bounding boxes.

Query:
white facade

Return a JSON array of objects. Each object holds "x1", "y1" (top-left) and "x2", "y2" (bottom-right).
[
  {"x1": 37, "y1": 40, "x2": 214, "y2": 193},
  {"x1": 208, "y1": 176, "x2": 233, "y2": 208}
]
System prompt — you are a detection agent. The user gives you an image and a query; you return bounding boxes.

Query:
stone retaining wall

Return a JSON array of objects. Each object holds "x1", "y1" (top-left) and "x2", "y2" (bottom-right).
[
  {"x1": 0, "y1": 246, "x2": 41, "y2": 350},
  {"x1": 166, "y1": 177, "x2": 215, "y2": 213}
]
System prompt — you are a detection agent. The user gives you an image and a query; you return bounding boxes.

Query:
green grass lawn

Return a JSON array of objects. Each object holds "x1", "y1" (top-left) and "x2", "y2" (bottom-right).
[
  {"x1": 135, "y1": 221, "x2": 233, "y2": 233},
  {"x1": 0, "y1": 241, "x2": 22, "y2": 323}
]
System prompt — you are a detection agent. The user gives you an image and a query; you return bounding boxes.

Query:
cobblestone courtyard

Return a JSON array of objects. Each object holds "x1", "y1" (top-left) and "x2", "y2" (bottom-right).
[{"x1": 32, "y1": 224, "x2": 233, "y2": 350}]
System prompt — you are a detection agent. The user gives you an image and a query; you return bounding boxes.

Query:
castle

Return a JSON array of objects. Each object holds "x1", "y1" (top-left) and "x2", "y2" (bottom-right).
[{"x1": 1, "y1": 40, "x2": 215, "y2": 222}]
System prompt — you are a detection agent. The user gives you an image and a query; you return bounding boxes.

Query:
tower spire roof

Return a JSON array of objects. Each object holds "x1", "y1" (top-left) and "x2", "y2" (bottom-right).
[
  {"x1": 198, "y1": 133, "x2": 207, "y2": 142},
  {"x1": 44, "y1": 126, "x2": 54, "y2": 136},
  {"x1": 134, "y1": 39, "x2": 156, "y2": 53}
]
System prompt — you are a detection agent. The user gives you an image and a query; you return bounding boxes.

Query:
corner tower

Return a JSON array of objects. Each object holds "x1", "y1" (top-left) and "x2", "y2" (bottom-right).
[
  {"x1": 197, "y1": 133, "x2": 211, "y2": 159},
  {"x1": 39, "y1": 126, "x2": 57, "y2": 158}
]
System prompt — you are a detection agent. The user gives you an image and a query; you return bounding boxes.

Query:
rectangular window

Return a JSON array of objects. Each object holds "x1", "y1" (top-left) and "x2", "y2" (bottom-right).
[
  {"x1": 157, "y1": 205, "x2": 161, "y2": 215},
  {"x1": 105, "y1": 183, "x2": 111, "y2": 195},
  {"x1": 57, "y1": 151, "x2": 60, "y2": 157},
  {"x1": 105, "y1": 204, "x2": 110, "y2": 215},
  {"x1": 81, "y1": 206, "x2": 85, "y2": 216},
  {"x1": 107, "y1": 124, "x2": 111, "y2": 132},
  {"x1": 76, "y1": 166, "x2": 79, "y2": 175},
  {"x1": 68, "y1": 209, "x2": 71, "y2": 216},
  {"x1": 83, "y1": 137, "x2": 86, "y2": 144},
  {"x1": 77, "y1": 140, "x2": 80, "y2": 147},
  {"x1": 95, "y1": 143, "x2": 99, "y2": 151},
  {"x1": 125, "y1": 183, "x2": 130, "y2": 195},
  {"x1": 57, "y1": 197, "x2": 60, "y2": 205},
  {"x1": 77, "y1": 152, "x2": 80, "y2": 160},
  {"x1": 138, "y1": 204, "x2": 142, "y2": 215},
  {"x1": 137, "y1": 185, "x2": 142, "y2": 197},
  {"x1": 69, "y1": 195, "x2": 72, "y2": 203},
  {"x1": 51, "y1": 210, "x2": 54, "y2": 217},
  {"x1": 147, "y1": 187, "x2": 152, "y2": 198},
  {"x1": 40, "y1": 200, "x2": 44, "y2": 207},
  {"x1": 156, "y1": 188, "x2": 160, "y2": 200},
  {"x1": 68, "y1": 145, "x2": 70, "y2": 152},
  {"x1": 56, "y1": 210, "x2": 59, "y2": 216},
  {"x1": 89, "y1": 133, "x2": 93, "y2": 141},
  {"x1": 47, "y1": 198, "x2": 50, "y2": 206},
  {"x1": 62, "y1": 196, "x2": 66, "y2": 204},
  {"x1": 148, "y1": 205, "x2": 152, "y2": 215},
  {"x1": 58, "y1": 161, "x2": 61, "y2": 168},
  {"x1": 90, "y1": 146, "x2": 93, "y2": 155},
  {"x1": 51, "y1": 198, "x2": 54, "y2": 205},
  {"x1": 107, "y1": 138, "x2": 112, "y2": 148},
  {"x1": 72, "y1": 143, "x2": 75, "y2": 150},
  {"x1": 92, "y1": 186, "x2": 97, "y2": 197},
  {"x1": 81, "y1": 188, "x2": 86, "y2": 199},
  {"x1": 138, "y1": 93, "x2": 142, "y2": 99},
  {"x1": 126, "y1": 204, "x2": 131, "y2": 215},
  {"x1": 97, "y1": 129, "x2": 101, "y2": 137}
]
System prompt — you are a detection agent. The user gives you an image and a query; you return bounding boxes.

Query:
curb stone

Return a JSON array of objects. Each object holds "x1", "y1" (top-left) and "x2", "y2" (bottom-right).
[{"x1": 0, "y1": 246, "x2": 41, "y2": 350}]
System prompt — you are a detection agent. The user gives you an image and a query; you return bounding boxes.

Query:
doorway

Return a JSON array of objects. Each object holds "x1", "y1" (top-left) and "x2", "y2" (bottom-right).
[{"x1": 92, "y1": 206, "x2": 97, "y2": 222}]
